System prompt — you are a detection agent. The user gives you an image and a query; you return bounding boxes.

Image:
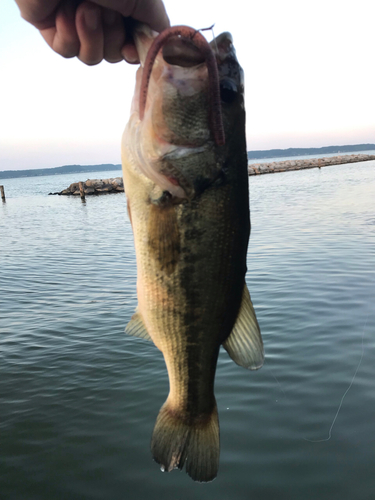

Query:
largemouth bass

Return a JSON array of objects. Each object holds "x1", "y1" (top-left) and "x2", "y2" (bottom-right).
[{"x1": 121, "y1": 24, "x2": 264, "y2": 482}]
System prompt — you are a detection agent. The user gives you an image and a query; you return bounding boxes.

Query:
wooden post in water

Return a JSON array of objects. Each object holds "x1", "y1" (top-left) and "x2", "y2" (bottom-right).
[
  {"x1": 79, "y1": 182, "x2": 85, "y2": 201},
  {"x1": 0, "y1": 185, "x2": 5, "y2": 202}
]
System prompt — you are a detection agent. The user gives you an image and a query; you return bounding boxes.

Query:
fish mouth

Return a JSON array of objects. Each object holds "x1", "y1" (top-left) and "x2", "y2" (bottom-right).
[
  {"x1": 134, "y1": 25, "x2": 225, "y2": 147},
  {"x1": 162, "y1": 37, "x2": 206, "y2": 67},
  {"x1": 123, "y1": 25, "x2": 236, "y2": 199}
]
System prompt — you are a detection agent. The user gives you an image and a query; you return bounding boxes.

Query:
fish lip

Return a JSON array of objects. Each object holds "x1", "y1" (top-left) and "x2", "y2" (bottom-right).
[
  {"x1": 133, "y1": 23, "x2": 159, "y2": 66},
  {"x1": 161, "y1": 38, "x2": 206, "y2": 67},
  {"x1": 133, "y1": 23, "x2": 206, "y2": 68}
]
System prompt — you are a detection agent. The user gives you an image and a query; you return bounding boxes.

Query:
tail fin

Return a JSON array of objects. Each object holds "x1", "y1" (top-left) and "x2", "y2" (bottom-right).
[{"x1": 151, "y1": 400, "x2": 220, "y2": 482}]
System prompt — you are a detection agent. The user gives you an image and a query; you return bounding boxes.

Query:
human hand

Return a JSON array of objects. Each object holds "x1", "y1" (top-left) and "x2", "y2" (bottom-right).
[{"x1": 14, "y1": 0, "x2": 170, "y2": 65}]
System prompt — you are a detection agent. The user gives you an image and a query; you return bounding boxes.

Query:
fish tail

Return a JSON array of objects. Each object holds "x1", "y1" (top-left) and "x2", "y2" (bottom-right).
[{"x1": 151, "y1": 399, "x2": 219, "y2": 482}]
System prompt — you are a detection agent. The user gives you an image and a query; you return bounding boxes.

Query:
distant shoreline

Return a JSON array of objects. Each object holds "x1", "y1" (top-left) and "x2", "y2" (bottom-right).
[
  {"x1": 1, "y1": 143, "x2": 375, "y2": 180},
  {"x1": 247, "y1": 143, "x2": 375, "y2": 160},
  {"x1": 0, "y1": 164, "x2": 122, "y2": 180}
]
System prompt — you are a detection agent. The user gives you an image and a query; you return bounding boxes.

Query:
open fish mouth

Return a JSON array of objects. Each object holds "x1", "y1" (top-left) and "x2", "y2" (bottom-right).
[
  {"x1": 122, "y1": 25, "x2": 228, "y2": 199},
  {"x1": 136, "y1": 25, "x2": 225, "y2": 147}
]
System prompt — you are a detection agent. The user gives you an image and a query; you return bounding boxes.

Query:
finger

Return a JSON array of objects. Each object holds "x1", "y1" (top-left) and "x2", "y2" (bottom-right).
[
  {"x1": 129, "y1": 0, "x2": 170, "y2": 33},
  {"x1": 14, "y1": 0, "x2": 61, "y2": 29},
  {"x1": 90, "y1": 0, "x2": 170, "y2": 33},
  {"x1": 40, "y1": 0, "x2": 80, "y2": 58},
  {"x1": 102, "y1": 8, "x2": 126, "y2": 63},
  {"x1": 121, "y1": 42, "x2": 140, "y2": 64},
  {"x1": 75, "y1": 1, "x2": 104, "y2": 65}
]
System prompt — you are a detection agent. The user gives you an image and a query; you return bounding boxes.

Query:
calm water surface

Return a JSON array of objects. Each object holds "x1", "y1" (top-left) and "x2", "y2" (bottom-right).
[{"x1": 1, "y1": 163, "x2": 375, "y2": 499}]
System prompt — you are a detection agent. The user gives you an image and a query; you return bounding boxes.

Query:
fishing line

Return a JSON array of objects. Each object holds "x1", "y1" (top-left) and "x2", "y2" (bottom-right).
[
  {"x1": 269, "y1": 365, "x2": 286, "y2": 398},
  {"x1": 210, "y1": 26, "x2": 218, "y2": 55},
  {"x1": 198, "y1": 24, "x2": 218, "y2": 54},
  {"x1": 304, "y1": 315, "x2": 367, "y2": 443}
]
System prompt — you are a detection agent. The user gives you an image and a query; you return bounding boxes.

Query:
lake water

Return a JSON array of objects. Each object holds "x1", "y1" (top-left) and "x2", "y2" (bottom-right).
[{"x1": 1, "y1": 160, "x2": 375, "y2": 499}]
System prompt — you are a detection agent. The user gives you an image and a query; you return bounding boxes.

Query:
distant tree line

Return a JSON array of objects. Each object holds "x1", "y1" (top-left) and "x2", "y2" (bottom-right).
[
  {"x1": 247, "y1": 144, "x2": 375, "y2": 160},
  {"x1": 0, "y1": 164, "x2": 122, "y2": 180}
]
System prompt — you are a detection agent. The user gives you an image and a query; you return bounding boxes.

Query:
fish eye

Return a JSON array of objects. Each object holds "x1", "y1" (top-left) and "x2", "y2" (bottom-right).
[{"x1": 219, "y1": 79, "x2": 238, "y2": 103}]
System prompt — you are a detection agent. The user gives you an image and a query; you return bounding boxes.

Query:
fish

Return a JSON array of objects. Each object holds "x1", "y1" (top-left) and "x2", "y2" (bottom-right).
[{"x1": 121, "y1": 24, "x2": 264, "y2": 482}]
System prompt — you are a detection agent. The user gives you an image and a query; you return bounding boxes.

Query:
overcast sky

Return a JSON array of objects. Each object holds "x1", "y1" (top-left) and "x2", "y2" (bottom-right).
[{"x1": 1, "y1": 0, "x2": 374, "y2": 171}]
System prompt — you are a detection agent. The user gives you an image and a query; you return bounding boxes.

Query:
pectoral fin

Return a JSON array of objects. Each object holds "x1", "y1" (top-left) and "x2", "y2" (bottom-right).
[
  {"x1": 125, "y1": 308, "x2": 152, "y2": 341},
  {"x1": 223, "y1": 284, "x2": 264, "y2": 370}
]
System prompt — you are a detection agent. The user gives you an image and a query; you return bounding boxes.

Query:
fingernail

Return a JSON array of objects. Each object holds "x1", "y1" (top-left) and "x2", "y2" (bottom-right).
[{"x1": 83, "y1": 7, "x2": 99, "y2": 31}]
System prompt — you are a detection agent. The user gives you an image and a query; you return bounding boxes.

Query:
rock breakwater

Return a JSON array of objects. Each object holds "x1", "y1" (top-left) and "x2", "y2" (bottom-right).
[
  {"x1": 248, "y1": 154, "x2": 375, "y2": 175},
  {"x1": 49, "y1": 154, "x2": 375, "y2": 196},
  {"x1": 49, "y1": 177, "x2": 124, "y2": 196}
]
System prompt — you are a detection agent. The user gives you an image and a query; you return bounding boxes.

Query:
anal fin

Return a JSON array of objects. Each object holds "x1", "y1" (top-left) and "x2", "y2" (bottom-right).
[
  {"x1": 125, "y1": 308, "x2": 152, "y2": 342},
  {"x1": 223, "y1": 284, "x2": 264, "y2": 370}
]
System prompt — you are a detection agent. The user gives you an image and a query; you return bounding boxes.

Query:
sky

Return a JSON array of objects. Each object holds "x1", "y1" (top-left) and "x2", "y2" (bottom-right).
[{"x1": 1, "y1": 0, "x2": 374, "y2": 171}]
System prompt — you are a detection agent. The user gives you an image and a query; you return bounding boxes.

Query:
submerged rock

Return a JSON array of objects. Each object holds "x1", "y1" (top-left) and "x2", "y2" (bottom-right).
[{"x1": 49, "y1": 177, "x2": 124, "y2": 196}]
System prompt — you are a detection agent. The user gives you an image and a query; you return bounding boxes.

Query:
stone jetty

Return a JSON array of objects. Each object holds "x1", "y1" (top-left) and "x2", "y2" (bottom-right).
[
  {"x1": 49, "y1": 177, "x2": 124, "y2": 196},
  {"x1": 248, "y1": 153, "x2": 375, "y2": 175},
  {"x1": 49, "y1": 154, "x2": 375, "y2": 196}
]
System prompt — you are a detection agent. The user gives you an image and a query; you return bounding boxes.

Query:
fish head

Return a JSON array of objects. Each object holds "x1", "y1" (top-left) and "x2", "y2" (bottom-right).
[{"x1": 122, "y1": 25, "x2": 245, "y2": 200}]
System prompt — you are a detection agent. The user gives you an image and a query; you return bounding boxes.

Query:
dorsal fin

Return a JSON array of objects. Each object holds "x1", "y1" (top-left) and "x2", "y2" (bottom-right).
[{"x1": 223, "y1": 284, "x2": 264, "y2": 370}]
